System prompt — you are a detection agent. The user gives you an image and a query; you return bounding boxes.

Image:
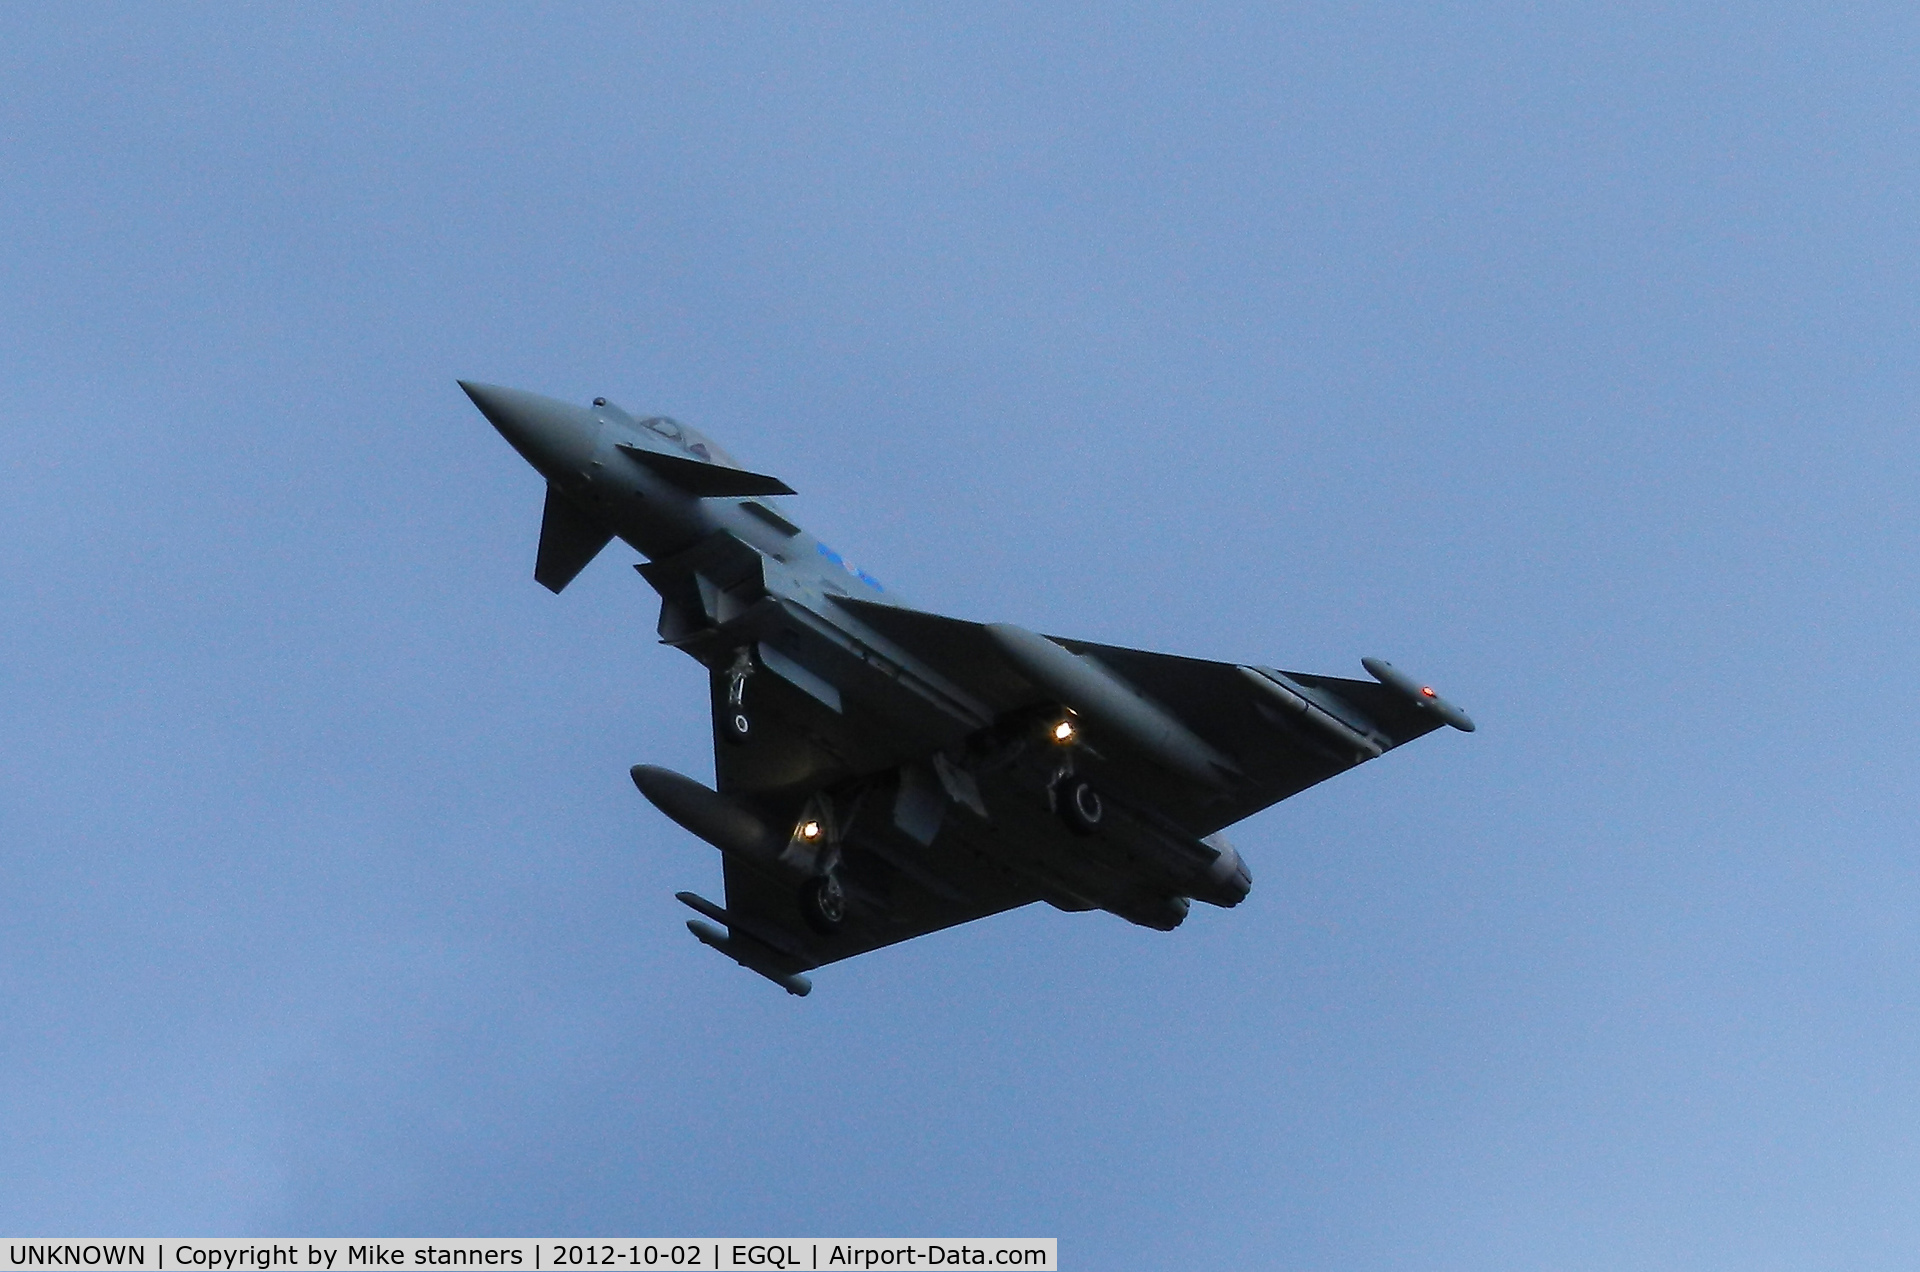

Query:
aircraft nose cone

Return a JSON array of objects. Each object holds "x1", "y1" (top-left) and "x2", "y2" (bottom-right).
[{"x1": 459, "y1": 381, "x2": 601, "y2": 480}]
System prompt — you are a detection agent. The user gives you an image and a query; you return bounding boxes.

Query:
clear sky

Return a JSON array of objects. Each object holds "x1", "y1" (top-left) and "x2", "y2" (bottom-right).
[{"x1": 2, "y1": 5, "x2": 1916, "y2": 1266}]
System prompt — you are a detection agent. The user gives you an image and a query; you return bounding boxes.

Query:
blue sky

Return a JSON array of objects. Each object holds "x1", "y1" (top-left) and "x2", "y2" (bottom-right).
[{"x1": 2, "y1": 5, "x2": 1917, "y2": 1266}]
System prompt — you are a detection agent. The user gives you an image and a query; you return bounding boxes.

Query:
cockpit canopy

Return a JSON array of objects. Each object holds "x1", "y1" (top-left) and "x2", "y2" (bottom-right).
[{"x1": 639, "y1": 416, "x2": 742, "y2": 469}]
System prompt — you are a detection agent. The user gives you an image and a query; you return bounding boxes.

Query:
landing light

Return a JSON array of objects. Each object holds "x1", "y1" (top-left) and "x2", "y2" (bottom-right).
[
  {"x1": 799, "y1": 820, "x2": 824, "y2": 842},
  {"x1": 1052, "y1": 718, "x2": 1078, "y2": 744}
]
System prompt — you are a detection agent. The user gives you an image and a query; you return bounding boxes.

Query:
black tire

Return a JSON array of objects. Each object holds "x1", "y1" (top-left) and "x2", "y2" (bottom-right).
[
  {"x1": 721, "y1": 709, "x2": 752, "y2": 745},
  {"x1": 800, "y1": 874, "x2": 847, "y2": 934},
  {"x1": 1057, "y1": 777, "x2": 1103, "y2": 836}
]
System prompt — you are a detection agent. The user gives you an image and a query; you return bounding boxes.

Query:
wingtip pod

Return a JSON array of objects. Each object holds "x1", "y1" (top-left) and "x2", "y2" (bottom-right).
[{"x1": 1361, "y1": 657, "x2": 1475, "y2": 732}]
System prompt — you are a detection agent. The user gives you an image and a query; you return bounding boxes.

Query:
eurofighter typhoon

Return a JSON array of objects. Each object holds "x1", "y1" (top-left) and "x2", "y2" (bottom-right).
[{"x1": 462, "y1": 382, "x2": 1473, "y2": 995}]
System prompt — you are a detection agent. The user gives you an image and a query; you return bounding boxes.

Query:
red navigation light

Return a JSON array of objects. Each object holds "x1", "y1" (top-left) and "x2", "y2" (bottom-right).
[{"x1": 1421, "y1": 686, "x2": 1437, "y2": 698}]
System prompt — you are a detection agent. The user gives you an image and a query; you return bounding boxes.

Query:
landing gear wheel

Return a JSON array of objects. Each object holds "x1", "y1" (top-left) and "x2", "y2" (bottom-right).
[
  {"x1": 800, "y1": 874, "x2": 847, "y2": 934},
  {"x1": 1057, "y1": 777, "x2": 1104, "y2": 836},
  {"x1": 721, "y1": 708, "x2": 752, "y2": 745},
  {"x1": 721, "y1": 662, "x2": 753, "y2": 746}
]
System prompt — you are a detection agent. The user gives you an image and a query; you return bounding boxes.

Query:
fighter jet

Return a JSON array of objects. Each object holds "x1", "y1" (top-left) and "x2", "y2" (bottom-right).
[{"x1": 461, "y1": 381, "x2": 1473, "y2": 996}]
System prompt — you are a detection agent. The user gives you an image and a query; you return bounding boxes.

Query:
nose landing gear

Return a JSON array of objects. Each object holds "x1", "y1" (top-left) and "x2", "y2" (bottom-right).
[
  {"x1": 721, "y1": 649, "x2": 754, "y2": 746},
  {"x1": 722, "y1": 706, "x2": 752, "y2": 745}
]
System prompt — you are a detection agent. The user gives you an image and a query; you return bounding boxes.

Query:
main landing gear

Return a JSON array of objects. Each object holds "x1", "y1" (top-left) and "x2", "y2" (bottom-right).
[
  {"x1": 1054, "y1": 775, "x2": 1104, "y2": 836},
  {"x1": 799, "y1": 873, "x2": 847, "y2": 934}
]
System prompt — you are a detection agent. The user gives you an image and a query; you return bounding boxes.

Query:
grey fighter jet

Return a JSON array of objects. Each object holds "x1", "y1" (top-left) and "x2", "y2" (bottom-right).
[{"x1": 461, "y1": 382, "x2": 1473, "y2": 996}]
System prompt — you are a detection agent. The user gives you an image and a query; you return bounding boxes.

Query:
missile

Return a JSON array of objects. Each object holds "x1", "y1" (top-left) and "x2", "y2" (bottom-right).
[
  {"x1": 984, "y1": 623, "x2": 1237, "y2": 789},
  {"x1": 1361, "y1": 657, "x2": 1476, "y2": 732},
  {"x1": 1237, "y1": 665, "x2": 1387, "y2": 760},
  {"x1": 686, "y1": 920, "x2": 813, "y2": 996},
  {"x1": 630, "y1": 764, "x2": 787, "y2": 867}
]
